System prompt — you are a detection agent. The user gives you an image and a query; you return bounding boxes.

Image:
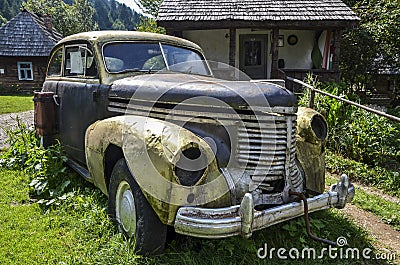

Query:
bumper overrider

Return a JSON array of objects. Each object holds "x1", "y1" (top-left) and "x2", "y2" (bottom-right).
[{"x1": 174, "y1": 174, "x2": 354, "y2": 239}]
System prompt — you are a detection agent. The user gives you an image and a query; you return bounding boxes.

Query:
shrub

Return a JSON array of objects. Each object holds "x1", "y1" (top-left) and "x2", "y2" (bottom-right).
[
  {"x1": 0, "y1": 118, "x2": 74, "y2": 205},
  {"x1": 299, "y1": 77, "x2": 400, "y2": 170},
  {"x1": 326, "y1": 151, "x2": 400, "y2": 197}
]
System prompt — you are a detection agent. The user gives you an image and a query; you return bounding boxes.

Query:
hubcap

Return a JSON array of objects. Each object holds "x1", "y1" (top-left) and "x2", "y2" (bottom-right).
[{"x1": 115, "y1": 180, "x2": 136, "y2": 237}]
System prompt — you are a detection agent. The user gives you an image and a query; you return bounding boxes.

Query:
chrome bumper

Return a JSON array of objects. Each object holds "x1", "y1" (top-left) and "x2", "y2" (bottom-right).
[{"x1": 174, "y1": 174, "x2": 354, "y2": 239}]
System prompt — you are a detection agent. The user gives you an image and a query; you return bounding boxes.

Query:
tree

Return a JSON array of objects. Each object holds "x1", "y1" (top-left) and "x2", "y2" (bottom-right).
[
  {"x1": 111, "y1": 19, "x2": 126, "y2": 30},
  {"x1": 22, "y1": 0, "x2": 98, "y2": 36},
  {"x1": 340, "y1": 27, "x2": 380, "y2": 91},
  {"x1": 136, "y1": 17, "x2": 165, "y2": 34},
  {"x1": 92, "y1": 0, "x2": 112, "y2": 29},
  {"x1": 1, "y1": 0, "x2": 11, "y2": 20},
  {"x1": 70, "y1": 0, "x2": 98, "y2": 33},
  {"x1": 136, "y1": 0, "x2": 163, "y2": 17},
  {"x1": 134, "y1": 0, "x2": 165, "y2": 33},
  {"x1": 356, "y1": 0, "x2": 400, "y2": 66},
  {"x1": 340, "y1": 0, "x2": 400, "y2": 90}
]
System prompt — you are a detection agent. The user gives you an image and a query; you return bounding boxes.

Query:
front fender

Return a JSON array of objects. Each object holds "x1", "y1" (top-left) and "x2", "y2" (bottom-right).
[
  {"x1": 85, "y1": 115, "x2": 230, "y2": 225},
  {"x1": 296, "y1": 107, "x2": 328, "y2": 194}
]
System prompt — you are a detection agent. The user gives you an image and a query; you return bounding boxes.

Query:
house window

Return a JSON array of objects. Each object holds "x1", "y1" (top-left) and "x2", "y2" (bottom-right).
[{"x1": 17, "y1": 62, "x2": 33, "y2": 80}]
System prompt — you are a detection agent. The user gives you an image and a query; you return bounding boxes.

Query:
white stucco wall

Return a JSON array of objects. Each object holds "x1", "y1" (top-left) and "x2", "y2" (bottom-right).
[
  {"x1": 183, "y1": 29, "x2": 230, "y2": 64},
  {"x1": 278, "y1": 30, "x2": 316, "y2": 69},
  {"x1": 182, "y1": 28, "x2": 317, "y2": 79}
]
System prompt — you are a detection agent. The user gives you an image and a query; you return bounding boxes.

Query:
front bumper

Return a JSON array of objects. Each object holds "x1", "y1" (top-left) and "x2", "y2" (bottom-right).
[{"x1": 174, "y1": 174, "x2": 354, "y2": 239}]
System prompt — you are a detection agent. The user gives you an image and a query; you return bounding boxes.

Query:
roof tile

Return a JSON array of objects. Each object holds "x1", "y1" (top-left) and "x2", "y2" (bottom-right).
[
  {"x1": 158, "y1": 0, "x2": 359, "y2": 22},
  {"x1": 0, "y1": 11, "x2": 63, "y2": 57}
]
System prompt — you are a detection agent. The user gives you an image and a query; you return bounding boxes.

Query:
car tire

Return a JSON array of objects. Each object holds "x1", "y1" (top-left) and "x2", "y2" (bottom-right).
[{"x1": 108, "y1": 158, "x2": 167, "y2": 255}]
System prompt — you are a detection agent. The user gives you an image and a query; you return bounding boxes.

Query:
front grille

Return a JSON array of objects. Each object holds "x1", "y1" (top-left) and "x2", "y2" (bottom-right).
[
  {"x1": 108, "y1": 98, "x2": 302, "y2": 194},
  {"x1": 236, "y1": 114, "x2": 301, "y2": 193}
]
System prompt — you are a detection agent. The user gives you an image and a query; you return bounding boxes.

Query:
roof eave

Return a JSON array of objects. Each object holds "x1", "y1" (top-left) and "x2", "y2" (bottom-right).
[{"x1": 157, "y1": 19, "x2": 360, "y2": 30}]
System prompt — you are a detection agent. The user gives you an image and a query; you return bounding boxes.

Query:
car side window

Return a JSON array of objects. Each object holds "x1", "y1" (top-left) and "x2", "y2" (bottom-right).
[
  {"x1": 64, "y1": 45, "x2": 98, "y2": 78},
  {"x1": 47, "y1": 47, "x2": 63, "y2": 77}
]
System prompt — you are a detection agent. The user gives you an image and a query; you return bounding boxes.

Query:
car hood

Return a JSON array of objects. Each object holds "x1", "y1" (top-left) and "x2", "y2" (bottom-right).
[{"x1": 108, "y1": 73, "x2": 297, "y2": 109}]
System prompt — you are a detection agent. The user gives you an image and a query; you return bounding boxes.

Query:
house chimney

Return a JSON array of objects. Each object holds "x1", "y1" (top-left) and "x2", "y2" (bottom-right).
[{"x1": 43, "y1": 15, "x2": 53, "y2": 31}]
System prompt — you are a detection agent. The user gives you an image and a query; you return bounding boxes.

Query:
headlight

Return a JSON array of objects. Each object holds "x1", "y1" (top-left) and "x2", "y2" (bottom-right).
[
  {"x1": 174, "y1": 147, "x2": 208, "y2": 186},
  {"x1": 297, "y1": 107, "x2": 328, "y2": 144},
  {"x1": 311, "y1": 115, "x2": 328, "y2": 141}
]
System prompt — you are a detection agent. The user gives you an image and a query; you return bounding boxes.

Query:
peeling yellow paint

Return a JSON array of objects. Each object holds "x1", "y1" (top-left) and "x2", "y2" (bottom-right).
[
  {"x1": 296, "y1": 107, "x2": 327, "y2": 193},
  {"x1": 85, "y1": 115, "x2": 231, "y2": 225}
]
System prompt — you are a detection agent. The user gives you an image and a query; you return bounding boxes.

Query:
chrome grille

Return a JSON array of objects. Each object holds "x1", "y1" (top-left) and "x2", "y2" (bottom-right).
[
  {"x1": 108, "y1": 98, "x2": 303, "y2": 193},
  {"x1": 236, "y1": 114, "x2": 301, "y2": 193}
]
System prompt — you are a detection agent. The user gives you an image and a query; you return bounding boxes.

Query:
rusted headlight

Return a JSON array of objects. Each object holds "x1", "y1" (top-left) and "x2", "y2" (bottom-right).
[
  {"x1": 174, "y1": 147, "x2": 208, "y2": 186},
  {"x1": 311, "y1": 115, "x2": 328, "y2": 141},
  {"x1": 297, "y1": 107, "x2": 328, "y2": 144}
]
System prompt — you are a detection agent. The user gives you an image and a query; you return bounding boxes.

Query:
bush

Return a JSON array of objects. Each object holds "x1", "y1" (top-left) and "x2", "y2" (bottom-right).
[
  {"x1": 0, "y1": 118, "x2": 74, "y2": 205},
  {"x1": 299, "y1": 77, "x2": 400, "y2": 170},
  {"x1": 326, "y1": 151, "x2": 400, "y2": 197}
]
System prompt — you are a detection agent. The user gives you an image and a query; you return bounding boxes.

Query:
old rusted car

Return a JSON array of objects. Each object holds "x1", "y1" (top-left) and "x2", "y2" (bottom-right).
[{"x1": 34, "y1": 31, "x2": 354, "y2": 255}]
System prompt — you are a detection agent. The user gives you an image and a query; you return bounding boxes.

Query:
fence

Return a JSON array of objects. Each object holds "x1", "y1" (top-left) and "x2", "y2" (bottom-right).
[{"x1": 286, "y1": 76, "x2": 400, "y2": 123}]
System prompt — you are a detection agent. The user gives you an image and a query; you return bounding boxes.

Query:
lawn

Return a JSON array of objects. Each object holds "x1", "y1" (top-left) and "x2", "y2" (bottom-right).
[
  {"x1": 0, "y1": 95, "x2": 34, "y2": 115},
  {"x1": 352, "y1": 187, "x2": 400, "y2": 231},
  {"x1": 0, "y1": 169, "x2": 387, "y2": 265}
]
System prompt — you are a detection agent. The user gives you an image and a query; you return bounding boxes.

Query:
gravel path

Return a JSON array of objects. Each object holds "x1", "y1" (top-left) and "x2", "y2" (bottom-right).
[
  {"x1": 342, "y1": 204, "x2": 400, "y2": 262},
  {"x1": 0, "y1": 110, "x2": 34, "y2": 149}
]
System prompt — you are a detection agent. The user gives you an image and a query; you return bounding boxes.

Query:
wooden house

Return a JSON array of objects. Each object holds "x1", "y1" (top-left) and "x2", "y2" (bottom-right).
[
  {"x1": 0, "y1": 11, "x2": 62, "y2": 90},
  {"x1": 370, "y1": 64, "x2": 400, "y2": 107},
  {"x1": 157, "y1": 0, "x2": 359, "y2": 89}
]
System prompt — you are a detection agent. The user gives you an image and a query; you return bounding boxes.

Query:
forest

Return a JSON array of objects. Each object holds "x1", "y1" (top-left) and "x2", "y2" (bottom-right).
[{"x1": 0, "y1": 0, "x2": 141, "y2": 31}]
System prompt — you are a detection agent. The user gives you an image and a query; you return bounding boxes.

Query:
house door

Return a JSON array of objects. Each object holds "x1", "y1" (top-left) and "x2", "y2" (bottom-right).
[{"x1": 239, "y1": 35, "x2": 268, "y2": 79}]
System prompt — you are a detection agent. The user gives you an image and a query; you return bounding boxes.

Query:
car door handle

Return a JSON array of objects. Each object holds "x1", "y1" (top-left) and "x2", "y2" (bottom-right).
[{"x1": 53, "y1": 95, "x2": 60, "y2": 106}]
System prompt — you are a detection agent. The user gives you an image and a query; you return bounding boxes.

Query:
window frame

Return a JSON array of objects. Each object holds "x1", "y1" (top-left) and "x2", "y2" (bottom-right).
[
  {"x1": 101, "y1": 41, "x2": 211, "y2": 76},
  {"x1": 63, "y1": 44, "x2": 98, "y2": 79},
  {"x1": 47, "y1": 46, "x2": 64, "y2": 77},
  {"x1": 17, "y1": 62, "x2": 33, "y2": 81}
]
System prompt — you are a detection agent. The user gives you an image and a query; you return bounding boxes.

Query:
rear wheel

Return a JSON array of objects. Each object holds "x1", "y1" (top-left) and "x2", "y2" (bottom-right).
[{"x1": 108, "y1": 158, "x2": 167, "y2": 255}]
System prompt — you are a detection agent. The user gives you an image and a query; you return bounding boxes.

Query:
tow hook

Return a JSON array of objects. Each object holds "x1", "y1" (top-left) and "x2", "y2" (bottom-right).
[{"x1": 289, "y1": 190, "x2": 338, "y2": 246}]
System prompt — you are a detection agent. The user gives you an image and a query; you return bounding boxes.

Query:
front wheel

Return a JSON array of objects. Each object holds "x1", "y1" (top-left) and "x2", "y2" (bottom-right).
[{"x1": 108, "y1": 158, "x2": 167, "y2": 255}]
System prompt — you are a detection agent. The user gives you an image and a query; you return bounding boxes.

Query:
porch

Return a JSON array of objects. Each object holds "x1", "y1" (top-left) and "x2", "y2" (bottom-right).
[
  {"x1": 277, "y1": 68, "x2": 341, "y2": 93},
  {"x1": 157, "y1": 0, "x2": 359, "y2": 87}
]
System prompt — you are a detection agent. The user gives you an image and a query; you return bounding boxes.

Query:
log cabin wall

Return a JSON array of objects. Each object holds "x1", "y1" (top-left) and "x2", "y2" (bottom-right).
[
  {"x1": 0, "y1": 56, "x2": 48, "y2": 89},
  {"x1": 0, "y1": 11, "x2": 62, "y2": 91}
]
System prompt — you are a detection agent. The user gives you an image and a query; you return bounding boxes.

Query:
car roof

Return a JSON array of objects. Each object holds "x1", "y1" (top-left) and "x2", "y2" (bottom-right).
[{"x1": 57, "y1": 31, "x2": 203, "y2": 52}]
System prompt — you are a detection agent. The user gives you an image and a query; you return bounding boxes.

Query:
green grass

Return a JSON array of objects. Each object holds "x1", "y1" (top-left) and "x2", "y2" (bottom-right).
[
  {"x1": 353, "y1": 187, "x2": 400, "y2": 231},
  {"x1": 0, "y1": 95, "x2": 33, "y2": 114},
  {"x1": 0, "y1": 169, "x2": 387, "y2": 265},
  {"x1": 327, "y1": 173, "x2": 400, "y2": 231},
  {"x1": 326, "y1": 151, "x2": 400, "y2": 197}
]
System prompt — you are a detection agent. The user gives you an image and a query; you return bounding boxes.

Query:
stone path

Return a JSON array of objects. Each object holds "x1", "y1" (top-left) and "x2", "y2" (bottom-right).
[{"x1": 0, "y1": 110, "x2": 34, "y2": 149}]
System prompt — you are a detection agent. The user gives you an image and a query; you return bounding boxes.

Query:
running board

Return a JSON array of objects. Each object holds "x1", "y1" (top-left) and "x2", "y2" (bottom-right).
[{"x1": 67, "y1": 159, "x2": 93, "y2": 182}]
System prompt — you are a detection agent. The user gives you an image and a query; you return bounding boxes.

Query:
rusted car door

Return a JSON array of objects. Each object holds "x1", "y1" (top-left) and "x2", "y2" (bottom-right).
[{"x1": 56, "y1": 43, "x2": 109, "y2": 165}]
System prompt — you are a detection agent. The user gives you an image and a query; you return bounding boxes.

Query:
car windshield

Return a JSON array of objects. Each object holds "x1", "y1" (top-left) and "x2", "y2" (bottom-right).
[{"x1": 103, "y1": 42, "x2": 211, "y2": 76}]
